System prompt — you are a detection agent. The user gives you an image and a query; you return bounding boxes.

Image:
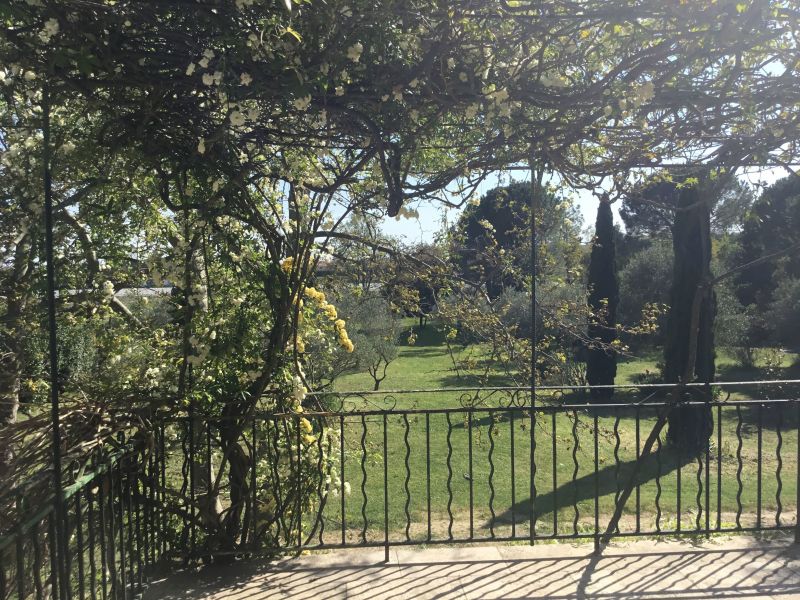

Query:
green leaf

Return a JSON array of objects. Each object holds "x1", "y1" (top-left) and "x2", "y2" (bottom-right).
[{"x1": 285, "y1": 26, "x2": 301, "y2": 42}]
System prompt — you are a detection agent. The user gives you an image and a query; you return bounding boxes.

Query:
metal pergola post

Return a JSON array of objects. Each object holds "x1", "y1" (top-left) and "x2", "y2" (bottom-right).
[
  {"x1": 528, "y1": 156, "x2": 544, "y2": 546},
  {"x1": 43, "y1": 87, "x2": 68, "y2": 600}
]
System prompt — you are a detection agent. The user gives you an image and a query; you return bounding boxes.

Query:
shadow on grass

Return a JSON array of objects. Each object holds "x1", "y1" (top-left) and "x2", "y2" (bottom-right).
[
  {"x1": 451, "y1": 401, "x2": 661, "y2": 430},
  {"x1": 396, "y1": 347, "x2": 454, "y2": 358},
  {"x1": 437, "y1": 373, "x2": 518, "y2": 389},
  {"x1": 396, "y1": 324, "x2": 448, "y2": 347},
  {"x1": 491, "y1": 446, "x2": 695, "y2": 528}
]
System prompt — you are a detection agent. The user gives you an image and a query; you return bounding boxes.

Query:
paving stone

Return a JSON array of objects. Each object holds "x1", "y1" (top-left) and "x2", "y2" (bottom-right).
[{"x1": 143, "y1": 537, "x2": 800, "y2": 600}]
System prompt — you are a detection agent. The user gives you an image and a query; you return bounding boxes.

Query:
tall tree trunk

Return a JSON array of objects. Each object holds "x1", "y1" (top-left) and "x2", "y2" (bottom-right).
[
  {"x1": 0, "y1": 291, "x2": 22, "y2": 429},
  {"x1": 0, "y1": 322, "x2": 21, "y2": 476},
  {"x1": 664, "y1": 183, "x2": 716, "y2": 453},
  {"x1": 586, "y1": 200, "x2": 619, "y2": 401},
  {"x1": 0, "y1": 235, "x2": 32, "y2": 476}
]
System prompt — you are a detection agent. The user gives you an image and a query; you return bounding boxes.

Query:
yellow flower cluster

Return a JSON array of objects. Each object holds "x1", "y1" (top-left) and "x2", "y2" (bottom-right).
[
  {"x1": 324, "y1": 304, "x2": 338, "y2": 320},
  {"x1": 299, "y1": 417, "x2": 316, "y2": 445},
  {"x1": 281, "y1": 257, "x2": 294, "y2": 273},
  {"x1": 304, "y1": 286, "x2": 354, "y2": 352},
  {"x1": 304, "y1": 286, "x2": 325, "y2": 303},
  {"x1": 335, "y1": 319, "x2": 354, "y2": 353}
]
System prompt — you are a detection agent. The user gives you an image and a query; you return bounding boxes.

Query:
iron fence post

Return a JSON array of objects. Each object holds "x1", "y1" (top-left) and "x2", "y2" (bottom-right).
[
  {"x1": 383, "y1": 413, "x2": 389, "y2": 563},
  {"x1": 15, "y1": 493, "x2": 25, "y2": 600},
  {"x1": 593, "y1": 413, "x2": 600, "y2": 555},
  {"x1": 42, "y1": 84, "x2": 69, "y2": 600},
  {"x1": 796, "y1": 400, "x2": 800, "y2": 544}
]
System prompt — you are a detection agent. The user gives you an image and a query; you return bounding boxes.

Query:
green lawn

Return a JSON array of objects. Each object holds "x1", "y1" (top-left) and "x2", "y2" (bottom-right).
[{"x1": 306, "y1": 321, "x2": 800, "y2": 545}]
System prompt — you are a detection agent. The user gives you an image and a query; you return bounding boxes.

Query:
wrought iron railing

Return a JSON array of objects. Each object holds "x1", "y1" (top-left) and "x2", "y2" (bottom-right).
[
  {"x1": 2, "y1": 382, "x2": 799, "y2": 597},
  {"x1": 163, "y1": 383, "x2": 800, "y2": 562},
  {"x1": 0, "y1": 429, "x2": 168, "y2": 600}
]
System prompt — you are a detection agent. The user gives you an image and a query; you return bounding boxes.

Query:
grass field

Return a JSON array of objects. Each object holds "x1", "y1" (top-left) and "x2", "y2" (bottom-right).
[{"x1": 305, "y1": 320, "x2": 800, "y2": 545}]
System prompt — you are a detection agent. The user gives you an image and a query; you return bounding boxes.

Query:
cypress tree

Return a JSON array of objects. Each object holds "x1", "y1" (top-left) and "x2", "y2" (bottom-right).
[
  {"x1": 586, "y1": 200, "x2": 619, "y2": 401},
  {"x1": 664, "y1": 181, "x2": 715, "y2": 453}
]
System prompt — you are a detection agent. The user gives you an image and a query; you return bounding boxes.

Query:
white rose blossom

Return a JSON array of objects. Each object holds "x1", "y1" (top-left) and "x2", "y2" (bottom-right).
[
  {"x1": 38, "y1": 18, "x2": 59, "y2": 43},
  {"x1": 293, "y1": 95, "x2": 311, "y2": 111},
  {"x1": 229, "y1": 111, "x2": 245, "y2": 127},
  {"x1": 346, "y1": 42, "x2": 363, "y2": 62}
]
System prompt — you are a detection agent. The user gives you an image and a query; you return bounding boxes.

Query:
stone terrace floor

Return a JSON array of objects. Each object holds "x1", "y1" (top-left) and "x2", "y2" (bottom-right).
[{"x1": 145, "y1": 535, "x2": 800, "y2": 599}]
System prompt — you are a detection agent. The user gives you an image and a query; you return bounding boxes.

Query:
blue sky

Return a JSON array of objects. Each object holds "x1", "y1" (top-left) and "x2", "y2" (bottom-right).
[{"x1": 378, "y1": 167, "x2": 790, "y2": 245}]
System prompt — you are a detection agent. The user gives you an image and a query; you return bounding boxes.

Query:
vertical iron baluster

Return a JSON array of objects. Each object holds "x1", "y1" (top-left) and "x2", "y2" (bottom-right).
[
  {"x1": 48, "y1": 512, "x2": 58, "y2": 600},
  {"x1": 552, "y1": 410, "x2": 558, "y2": 536},
  {"x1": 612, "y1": 413, "x2": 620, "y2": 534},
  {"x1": 147, "y1": 442, "x2": 156, "y2": 565},
  {"x1": 133, "y1": 460, "x2": 144, "y2": 592},
  {"x1": 695, "y1": 453, "x2": 703, "y2": 531},
  {"x1": 383, "y1": 413, "x2": 389, "y2": 563},
  {"x1": 795, "y1": 400, "x2": 800, "y2": 543},
  {"x1": 188, "y1": 415, "x2": 196, "y2": 561},
  {"x1": 757, "y1": 403, "x2": 763, "y2": 529},
  {"x1": 468, "y1": 410, "x2": 474, "y2": 539},
  {"x1": 705, "y1": 385, "x2": 711, "y2": 535},
  {"x1": 64, "y1": 502, "x2": 72, "y2": 600},
  {"x1": 33, "y1": 513, "x2": 45, "y2": 600},
  {"x1": 426, "y1": 413, "x2": 431, "y2": 542},
  {"x1": 488, "y1": 411, "x2": 496, "y2": 539},
  {"x1": 251, "y1": 419, "x2": 258, "y2": 552},
  {"x1": 203, "y1": 423, "x2": 212, "y2": 554},
  {"x1": 179, "y1": 423, "x2": 189, "y2": 552},
  {"x1": 446, "y1": 412, "x2": 454, "y2": 540},
  {"x1": 593, "y1": 412, "x2": 599, "y2": 553},
  {"x1": 655, "y1": 431, "x2": 662, "y2": 533},
  {"x1": 117, "y1": 458, "x2": 127, "y2": 600},
  {"x1": 316, "y1": 425, "x2": 328, "y2": 546},
  {"x1": 340, "y1": 415, "x2": 346, "y2": 546},
  {"x1": 285, "y1": 416, "x2": 299, "y2": 549},
  {"x1": 98, "y1": 472, "x2": 109, "y2": 600},
  {"x1": 510, "y1": 410, "x2": 516, "y2": 538},
  {"x1": 33, "y1": 517, "x2": 44, "y2": 600},
  {"x1": 530, "y1": 403, "x2": 536, "y2": 544},
  {"x1": 159, "y1": 423, "x2": 167, "y2": 558},
  {"x1": 736, "y1": 405, "x2": 744, "y2": 529},
  {"x1": 125, "y1": 454, "x2": 136, "y2": 594},
  {"x1": 108, "y1": 463, "x2": 121, "y2": 600},
  {"x1": 296, "y1": 415, "x2": 302, "y2": 549},
  {"x1": 776, "y1": 406, "x2": 783, "y2": 527},
  {"x1": 76, "y1": 493, "x2": 86, "y2": 599},
  {"x1": 142, "y1": 446, "x2": 150, "y2": 567},
  {"x1": 15, "y1": 494, "x2": 25, "y2": 600},
  {"x1": 87, "y1": 483, "x2": 98, "y2": 600},
  {"x1": 360, "y1": 415, "x2": 369, "y2": 544},
  {"x1": 265, "y1": 420, "x2": 282, "y2": 544},
  {"x1": 677, "y1": 424, "x2": 682, "y2": 533},
  {"x1": 403, "y1": 414, "x2": 412, "y2": 541},
  {"x1": 141, "y1": 448, "x2": 150, "y2": 569},
  {"x1": 125, "y1": 455, "x2": 136, "y2": 595},
  {"x1": 635, "y1": 406, "x2": 640, "y2": 534},
  {"x1": 717, "y1": 404, "x2": 722, "y2": 531},
  {"x1": 571, "y1": 411, "x2": 579, "y2": 536}
]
